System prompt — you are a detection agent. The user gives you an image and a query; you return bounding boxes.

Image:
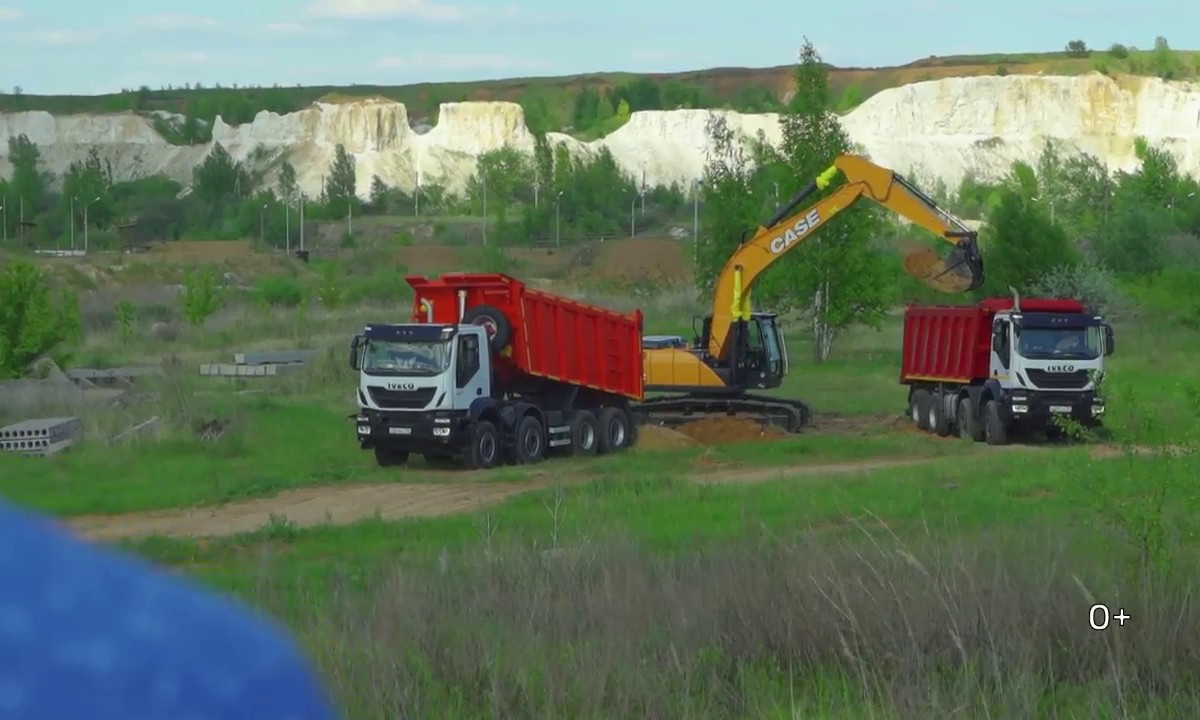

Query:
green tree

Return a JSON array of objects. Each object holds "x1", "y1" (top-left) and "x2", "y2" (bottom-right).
[
  {"x1": 277, "y1": 160, "x2": 299, "y2": 205},
  {"x1": 695, "y1": 116, "x2": 761, "y2": 297},
  {"x1": 192, "y1": 143, "x2": 244, "y2": 204},
  {"x1": 470, "y1": 146, "x2": 534, "y2": 222},
  {"x1": 59, "y1": 147, "x2": 115, "y2": 234},
  {"x1": 763, "y1": 38, "x2": 890, "y2": 361},
  {"x1": 0, "y1": 260, "x2": 81, "y2": 378},
  {"x1": 7, "y1": 134, "x2": 48, "y2": 217},
  {"x1": 982, "y1": 189, "x2": 1078, "y2": 293},
  {"x1": 324, "y1": 144, "x2": 357, "y2": 211},
  {"x1": 368, "y1": 175, "x2": 389, "y2": 213}
]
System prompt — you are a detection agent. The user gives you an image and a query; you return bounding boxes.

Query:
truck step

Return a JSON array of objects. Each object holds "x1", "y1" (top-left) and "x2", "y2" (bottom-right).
[{"x1": 632, "y1": 393, "x2": 811, "y2": 433}]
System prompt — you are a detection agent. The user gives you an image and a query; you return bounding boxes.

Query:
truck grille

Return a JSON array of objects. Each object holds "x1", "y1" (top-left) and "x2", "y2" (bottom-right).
[
  {"x1": 1025, "y1": 369, "x2": 1090, "y2": 390},
  {"x1": 367, "y1": 386, "x2": 436, "y2": 409}
]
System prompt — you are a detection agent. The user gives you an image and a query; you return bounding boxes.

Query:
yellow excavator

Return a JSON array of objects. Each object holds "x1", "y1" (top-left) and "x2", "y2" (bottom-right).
[{"x1": 633, "y1": 154, "x2": 985, "y2": 432}]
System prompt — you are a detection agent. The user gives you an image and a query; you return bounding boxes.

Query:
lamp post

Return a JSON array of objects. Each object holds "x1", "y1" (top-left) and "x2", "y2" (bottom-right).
[
  {"x1": 555, "y1": 191, "x2": 563, "y2": 247},
  {"x1": 285, "y1": 201, "x2": 290, "y2": 254},
  {"x1": 83, "y1": 196, "x2": 99, "y2": 254},
  {"x1": 0, "y1": 203, "x2": 5, "y2": 243},
  {"x1": 70, "y1": 196, "x2": 76, "y2": 250},
  {"x1": 260, "y1": 204, "x2": 267, "y2": 245},
  {"x1": 692, "y1": 179, "x2": 699, "y2": 264}
]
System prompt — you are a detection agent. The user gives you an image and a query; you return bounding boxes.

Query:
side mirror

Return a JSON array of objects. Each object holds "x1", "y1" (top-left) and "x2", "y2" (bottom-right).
[
  {"x1": 1103, "y1": 324, "x2": 1115, "y2": 356},
  {"x1": 349, "y1": 335, "x2": 362, "y2": 370},
  {"x1": 991, "y1": 327, "x2": 1004, "y2": 355}
]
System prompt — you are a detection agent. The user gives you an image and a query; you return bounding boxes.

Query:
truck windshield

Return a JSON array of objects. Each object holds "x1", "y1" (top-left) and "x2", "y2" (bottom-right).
[
  {"x1": 1017, "y1": 326, "x2": 1101, "y2": 360},
  {"x1": 362, "y1": 339, "x2": 452, "y2": 376}
]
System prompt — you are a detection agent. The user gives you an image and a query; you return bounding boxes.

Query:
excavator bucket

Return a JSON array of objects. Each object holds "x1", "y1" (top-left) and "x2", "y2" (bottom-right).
[{"x1": 901, "y1": 235, "x2": 984, "y2": 294}]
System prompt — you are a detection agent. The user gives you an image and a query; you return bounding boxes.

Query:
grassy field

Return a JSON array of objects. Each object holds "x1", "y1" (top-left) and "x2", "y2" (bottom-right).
[{"x1": 3, "y1": 244, "x2": 1200, "y2": 717}]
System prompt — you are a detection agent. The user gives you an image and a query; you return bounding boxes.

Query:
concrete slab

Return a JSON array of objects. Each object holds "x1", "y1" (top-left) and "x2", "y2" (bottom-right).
[
  {"x1": 199, "y1": 363, "x2": 305, "y2": 377},
  {"x1": 9, "y1": 438, "x2": 75, "y2": 456},
  {"x1": 233, "y1": 350, "x2": 318, "y2": 365},
  {"x1": 0, "y1": 416, "x2": 81, "y2": 444}
]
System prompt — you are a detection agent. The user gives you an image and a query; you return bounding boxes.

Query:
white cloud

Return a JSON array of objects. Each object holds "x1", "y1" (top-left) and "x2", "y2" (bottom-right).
[
  {"x1": 308, "y1": 0, "x2": 463, "y2": 21},
  {"x1": 375, "y1": 52, "x2": 545, "y2": 71},
  {"x1": 0, "y1": 7, "x2": 23, "y2": 20},
  {"x1": 131, "y1": 14, "x2": 218, "y2": 30},
  {"x1": 265, "y1": 22, "x2": 310, "y2": 33},
  {"x1": 156, "y1": 51, "x2": 210, "y2": 66},
  {"x1": 32, "y1": 29, "x2": 100, "y2": 45}
]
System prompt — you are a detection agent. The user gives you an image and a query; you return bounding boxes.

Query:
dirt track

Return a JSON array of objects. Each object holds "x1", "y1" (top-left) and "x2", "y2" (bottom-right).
[{"x1": 69, "y1": 445, "x2": 1071, "y2": 542}]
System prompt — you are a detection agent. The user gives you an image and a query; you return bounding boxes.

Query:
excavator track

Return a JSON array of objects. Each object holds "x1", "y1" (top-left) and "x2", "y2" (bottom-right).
[{"x1": 632, "y1": 393, "x2": 812, "y2": 433}]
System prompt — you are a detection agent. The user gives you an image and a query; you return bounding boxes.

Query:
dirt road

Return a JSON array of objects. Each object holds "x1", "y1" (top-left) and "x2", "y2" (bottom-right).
[{"x1": 69, "y1": 445, "x2": 1070, "y2": 541}]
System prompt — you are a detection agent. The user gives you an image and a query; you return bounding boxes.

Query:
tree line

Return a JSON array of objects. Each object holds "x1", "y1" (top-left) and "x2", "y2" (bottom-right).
[
  {"x1": 695, "y1": 39, "x2": 1200, "y2": 362},
  {"x1": 0, "y1": 131, "x2": 693, "y2": 252}
]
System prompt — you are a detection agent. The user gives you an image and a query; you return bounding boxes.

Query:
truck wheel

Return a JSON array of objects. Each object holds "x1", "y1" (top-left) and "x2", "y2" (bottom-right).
[
  {"x1": 570, "y1": 410, "x2": 599, "y2": 457},
  {"x1": 464, "y1": 420, "x2": 501, "y2": 469},
  {"x1": 462, "y1": 304, "x2": 512, "y2": 352},
  {"x1": 928, "y1": 394, "x2": 951, "y2": 436},
  {"x1": 983, "y1": 400, "x2": 1008, "y2": 446},
  {"x1": 957, "y1": 397, "x2": 983, "y2": 442},
  {"x1": 374, "y1": 446, "x2": 409, "y2": 467},
  {"x1": 513, "y1": 414, "x2": 546, "y2": 464},
  {"x1": 597, "y1": 406, "x2": 632, "y2": 454},
  {"x1": 910, "y1": 389, "x2": 931, "y2": 431}
]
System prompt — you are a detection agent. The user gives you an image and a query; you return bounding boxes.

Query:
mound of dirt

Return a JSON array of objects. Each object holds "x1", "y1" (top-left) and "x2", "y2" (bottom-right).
[
  {"x1": 586, "y1": 237, "x2": 690, "y2": 284},
  {"x1": 674, "y1": 417, "x2": 789, "y2": 444},
  {"x1": 396, "y1": 245, "x2": 464, "y2": 272},
  {"x1": 635, "y1": 425, "x2": 700, "y2": 451}
]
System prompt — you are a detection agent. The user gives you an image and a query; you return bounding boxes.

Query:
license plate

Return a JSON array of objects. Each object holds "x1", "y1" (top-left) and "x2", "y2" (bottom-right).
[
  {"x1": 357, "y1": 425, "x2": 369, "y2": 435},
  {"x1": 1050, "y1": 405, "x2": 1071, "y2": 413},
  {"x1": 388, "y1": 426, "x2": 412, "y2": 435}
]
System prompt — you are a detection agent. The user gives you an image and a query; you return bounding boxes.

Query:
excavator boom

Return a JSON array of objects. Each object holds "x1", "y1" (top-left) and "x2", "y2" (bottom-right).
[{"x1": 707, "y1": 154, "x2": 983, "y2": 359}]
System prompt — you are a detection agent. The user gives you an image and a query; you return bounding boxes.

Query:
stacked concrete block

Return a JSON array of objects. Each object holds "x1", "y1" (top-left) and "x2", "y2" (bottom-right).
[{"x1": 0, "y1": 416, "x2": 80, "y2": 456}]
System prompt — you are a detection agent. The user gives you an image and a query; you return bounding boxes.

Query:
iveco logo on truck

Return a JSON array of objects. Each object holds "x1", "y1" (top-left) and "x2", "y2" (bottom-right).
[
  {"x1": 1045, "y1": 364, "x2": 1076, "y2": 373},
  {"x1": 768, "y1": 209, "x2": 822, "y2": 254},
  {"x1": 387, "y1": 382, "x2": 417, "y2": 391}
]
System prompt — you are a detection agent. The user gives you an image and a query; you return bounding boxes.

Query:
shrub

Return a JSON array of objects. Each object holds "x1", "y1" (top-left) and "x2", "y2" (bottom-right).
[
  {"x1": 0, "y1": 260, "x2": 82, "y2": 378},
  {"x1": 255, "y1": 274, "x2": 305, "y2": 308}
]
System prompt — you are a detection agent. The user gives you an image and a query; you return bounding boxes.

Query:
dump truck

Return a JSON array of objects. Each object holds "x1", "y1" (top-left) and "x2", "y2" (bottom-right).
[
  {"x1": 900, "y1": 292, "x2": 1114, "y2": 444},
  {"x1": 349, "y1": 272, "x2": 643, "y2": 469}
]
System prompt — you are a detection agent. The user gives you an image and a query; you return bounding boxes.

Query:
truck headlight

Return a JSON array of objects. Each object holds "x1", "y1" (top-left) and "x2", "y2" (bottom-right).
[
  {"x1": 357, "y1": 425, "x2": 369, "y2": 434},
  {"x1": 1092, "y1": 405, "x2": 1105, "y2": 415},
  {"x1": 1013, "y1": 404, "x2": 1028, "y2": 413},
  {"x1": 433, "y1": 427, "x2": 450, "y2": 436}
]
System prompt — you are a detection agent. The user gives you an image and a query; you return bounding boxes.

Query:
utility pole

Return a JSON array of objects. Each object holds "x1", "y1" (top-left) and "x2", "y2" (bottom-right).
[
  {"x1": 534, "y1": 164, "x2": 539, "y2": 209},
  {"x1": 348, "y1": 201, "x2": 353, "y2": 237},
  {"x1": 70, "y1": 197, "x2": 76, "y2": 250},
  {"x1": 299, "y1": 196, "x2": 305, "y2": 251},
  {"x1": 555, "y1": 191, "x2": 563, "y2": 247},
  {"x1": 83, "y1": 196, "x2": 98, "y2": 254},
  {"x1": 414, "y1": 166, "x2": 420, "y2": 216},
  {"x1": 285, "y1": 202, "x2": 290, "y2": 255},
  {"x1": 482, "y1": 183, "x2": 487, "y2": 246},
  {"x1": 0, "y1": 203, "x2": 5, "y2": 243},
  {"x1": 260, "y1": 204, "x2": 267, "y2": 245},
  {"x1": 640, "y1": 169, "x2": 646, "y2": 216},
  {"x1": 692, "y1": 180, "x2": 699, "y2": 265},
  {"x1": 630, "y1": 194, "x2": 635, "y2": 237}
]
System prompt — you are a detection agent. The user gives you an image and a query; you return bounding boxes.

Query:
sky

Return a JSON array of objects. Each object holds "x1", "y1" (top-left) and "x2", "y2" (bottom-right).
[{"x1": 0, "y1": 0, "x2": 1196, "y2": 95}]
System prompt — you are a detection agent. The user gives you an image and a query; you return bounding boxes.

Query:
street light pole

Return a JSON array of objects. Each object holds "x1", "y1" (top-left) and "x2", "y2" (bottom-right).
[
  {"x1": 285, "y1": 202, "x2": 290, "y2": 255},
  {"x1": 555, "y1": 191, "x2": 562, "y2": 247},
  {"x1": 482, "y1": 183, "x2": 488, "y2": 246},
  {"x1": 260, "y1": 204, "x2": 267, "y2": 245},
  {"x1": 692, "y1": 180, "x2": 699, "y2": 264},
  {"x1": 630, "y1": 194, "x2": 635, "y2": 237},
  {"x1": 70, "y1": 197, "x2": 76, "y2": 250},
  {"x1": 0, "y1": 203, "x2": 5, "y2": 243},
  {"x1": 83, "y1": 196, "x2": 99, "y2": 254}
]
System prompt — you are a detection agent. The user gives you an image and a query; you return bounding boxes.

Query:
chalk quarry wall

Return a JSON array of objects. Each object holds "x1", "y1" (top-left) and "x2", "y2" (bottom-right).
[{"x1": 1, "y1": 74, "x2": 1198, "y2": 200}]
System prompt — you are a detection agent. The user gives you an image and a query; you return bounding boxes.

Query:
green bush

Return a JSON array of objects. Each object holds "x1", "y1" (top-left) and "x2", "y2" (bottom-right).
[
  {"x1": 254, "y1": 274, "x2": 305, "y2": 308},
  {"x1": 0, "y1": 260, "x2": 82, "y2": 378}
]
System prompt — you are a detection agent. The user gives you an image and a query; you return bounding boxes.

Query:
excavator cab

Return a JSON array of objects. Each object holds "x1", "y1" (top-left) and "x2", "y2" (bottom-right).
[{"x1": 697, "y1": 312, "x2": 787, "y2": 391}]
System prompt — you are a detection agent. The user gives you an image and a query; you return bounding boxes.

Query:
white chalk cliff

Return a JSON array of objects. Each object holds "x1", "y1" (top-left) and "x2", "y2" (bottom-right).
[{"x1": 1, "y1": 73, "x2": 1199, "y2": 199}]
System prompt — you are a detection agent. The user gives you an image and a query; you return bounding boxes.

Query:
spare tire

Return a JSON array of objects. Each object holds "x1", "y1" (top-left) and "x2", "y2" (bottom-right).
[{"x1": 461, "y1": 304, "x2": 512, "y2": 352}]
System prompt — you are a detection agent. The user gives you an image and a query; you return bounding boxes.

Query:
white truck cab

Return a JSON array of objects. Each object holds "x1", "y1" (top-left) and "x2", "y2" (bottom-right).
[{"x1": 987, "y1": 307, "x2": 1114, "y2": 425}]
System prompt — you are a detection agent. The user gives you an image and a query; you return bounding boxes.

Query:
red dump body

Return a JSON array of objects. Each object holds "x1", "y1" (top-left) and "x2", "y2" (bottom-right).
[
  {"x1": 900, "y1": 297, "x2": 1086, "y2": 384},
  {"x1": 406, "y1": 272, "x2": 644, "y2": 401}
]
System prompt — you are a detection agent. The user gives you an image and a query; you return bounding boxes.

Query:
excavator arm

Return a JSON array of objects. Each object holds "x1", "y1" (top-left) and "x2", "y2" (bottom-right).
[{"x1": 706, "y1": 154, "x2": 984, "y2": 359}]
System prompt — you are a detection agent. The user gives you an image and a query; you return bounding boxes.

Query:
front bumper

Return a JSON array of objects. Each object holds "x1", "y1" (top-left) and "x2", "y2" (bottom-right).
[
  {"x1": 352, "y1": 408, "x2": 467, "y2": 448},
  {"x1": 1004, "y1": 390, "x2": 1104, "y2": 425}
]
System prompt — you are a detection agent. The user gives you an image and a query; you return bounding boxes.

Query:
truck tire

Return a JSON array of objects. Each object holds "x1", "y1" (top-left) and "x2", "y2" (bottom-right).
[
  {"x1": 374, "y1": 446, "x2": 409, "y2": 467},
  {"x1": 570, "y1": 410, "x2": 599, "y2": 457},
  {"x1": 910, "y1": 389, "x2": 931, "y2": 431},
  {"x1": 513, "y1": 414, "x2": 546, "y2": 464},
  {"x1": 597, "y1": 406, "x2": 632, "y2": 454},
  {"x1": 464, "y1": 420, "x2": 501, "y2": 469},
  {"x1": 983, "y1": 400, "x2": 1008, "y2": 446},
  {"x1": 957, "y1": 397, "x2": 983, "y2": 442},
  {"x1": 928, "y1": 394, "x2": 951, "y2": 437},
  {"x1": 461, "y1": 304, "x2": 512, "y2": 352}
]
